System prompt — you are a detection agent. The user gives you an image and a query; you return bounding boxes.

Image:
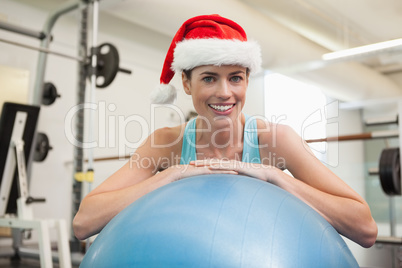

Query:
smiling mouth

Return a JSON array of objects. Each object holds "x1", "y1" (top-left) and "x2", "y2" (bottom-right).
[{"x1": 208, "y1": 104, "x2": 235, "y2": 112}]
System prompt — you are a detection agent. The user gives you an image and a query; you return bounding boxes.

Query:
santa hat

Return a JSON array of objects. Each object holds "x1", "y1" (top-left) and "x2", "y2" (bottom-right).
[{"x1": 150, "y1": 14, "x2": 262, "y2": 104}]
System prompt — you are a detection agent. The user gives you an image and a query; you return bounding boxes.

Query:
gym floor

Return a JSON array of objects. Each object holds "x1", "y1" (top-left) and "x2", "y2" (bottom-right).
[
  {"x1": 0, "y1": 247, "x2": 82, "y2": 268},
  {"x1": 0, "y1": 258, "x2": 78, "y2": 268},
  {"x1": 0, "y1": 257, "x2": 81, "y2": 268}
]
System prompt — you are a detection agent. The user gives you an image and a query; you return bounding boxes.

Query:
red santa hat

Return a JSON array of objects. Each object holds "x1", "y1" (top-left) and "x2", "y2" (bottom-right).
[{"x1": 150, "y1": 14, "x2": 262, "y2": 104}]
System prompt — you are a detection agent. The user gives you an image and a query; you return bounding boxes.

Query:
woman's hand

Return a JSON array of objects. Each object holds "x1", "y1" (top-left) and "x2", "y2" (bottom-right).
[
  {"x1": 190, "y1": 159, "x2": 277, "y2": 182},
  {"x1": 167, "y1": 163, "x2": 239, "y2": 182}
]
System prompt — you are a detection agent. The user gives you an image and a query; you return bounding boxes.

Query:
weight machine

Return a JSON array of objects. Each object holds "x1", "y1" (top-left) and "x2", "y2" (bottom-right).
[{"x1": 0, "y1": 103, "x2": 71, "y2": 268}]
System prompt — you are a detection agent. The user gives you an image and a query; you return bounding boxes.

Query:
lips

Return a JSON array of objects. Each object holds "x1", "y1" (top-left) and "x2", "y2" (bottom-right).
[{"x1": 208, "y1": 104, "x2": 235, "y2": 112}]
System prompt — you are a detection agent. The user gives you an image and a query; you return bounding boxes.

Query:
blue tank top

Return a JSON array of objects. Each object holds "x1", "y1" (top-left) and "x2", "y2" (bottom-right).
[{"x1": 180, "y1": 114, "x2": 261, "y2": 164}]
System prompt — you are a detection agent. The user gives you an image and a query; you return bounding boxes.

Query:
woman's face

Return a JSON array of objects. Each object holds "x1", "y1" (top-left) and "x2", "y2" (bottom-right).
[{"x1": 182, "y1": 65, "x2": 249, "y2": 125}]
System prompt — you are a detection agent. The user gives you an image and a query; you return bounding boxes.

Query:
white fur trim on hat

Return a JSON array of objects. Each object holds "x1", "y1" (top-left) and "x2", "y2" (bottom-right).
[
  {"x1": 172, "y1": 38, "x2": 262, "y2": 74},
  {"x1": 150, "y1": 83, "x2": 177, "y2": 104}
]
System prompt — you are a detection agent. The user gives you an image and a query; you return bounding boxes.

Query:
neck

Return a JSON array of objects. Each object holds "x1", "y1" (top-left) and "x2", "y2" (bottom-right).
[{"x1": 196, "y1": 114, "x2": 244, "y2": 149}]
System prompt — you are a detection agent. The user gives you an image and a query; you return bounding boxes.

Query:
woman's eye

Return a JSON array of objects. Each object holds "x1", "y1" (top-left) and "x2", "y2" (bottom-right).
[
  {"x1": 203, "y1": 76, "x2": 214, "y2": 83},
  {"x1": 230, "y1": 76, "x2": 243, "y2": 83}
]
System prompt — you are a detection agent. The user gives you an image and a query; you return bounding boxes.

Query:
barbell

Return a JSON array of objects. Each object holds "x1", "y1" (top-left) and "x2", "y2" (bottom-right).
[
  {"x1": 81, "y1": 150, "x2": 401, "y2": 197},
  {"x1": 0, "y1": 37, "x2": 131, "y2": 88},
  {"x1": 84, "y1": 147, "x2": 402, "y2": 197},
  {"x1": 305, "y1": 129, "x2": 398, "y2": 143},
  {"x1": 306, "y1": 130, "x2": 401, "y2": 195}
]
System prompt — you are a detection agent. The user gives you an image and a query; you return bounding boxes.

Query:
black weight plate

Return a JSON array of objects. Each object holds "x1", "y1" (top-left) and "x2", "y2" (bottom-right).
[
  {"x1": 379, "y1": 148, "x2": 401, "y2": 195},
  {"x1": 34, "y1": 132, "x2": 51, "y2": 162},
  {"x1": 96, "y1": 43, "x2": 119, "y2": 88},
  {"x1": 42, "y1": 82, "x2": 60, "y2": 105}
]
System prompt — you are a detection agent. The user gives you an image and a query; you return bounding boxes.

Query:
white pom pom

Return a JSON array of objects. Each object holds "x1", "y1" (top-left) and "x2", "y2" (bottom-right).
[{"x1": 150, "y1": 83, "x2": 177, "y2": 104}]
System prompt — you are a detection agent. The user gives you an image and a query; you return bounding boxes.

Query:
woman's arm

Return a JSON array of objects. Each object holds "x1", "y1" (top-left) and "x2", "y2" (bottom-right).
[
  {"x1": 73, "y1": 128, "x2": 237, "y2": 240},
  {"x1": 73, "y1": 127, "x2": 178, "y2": 240},
  {"x1": 263, "y1": 124, "x2": 377, "y2": 248},
  {"x1": 269, "y1": 167, "x2": 377, "y2": 248},
  {"x1": 73, "y1": 164, "x2": 173, "y2": 240}
]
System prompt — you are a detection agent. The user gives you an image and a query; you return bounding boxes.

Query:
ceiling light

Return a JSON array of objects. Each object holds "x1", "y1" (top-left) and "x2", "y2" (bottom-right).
[{"x1": 322, "y1": 38, "x2": 402, "y2": 61}]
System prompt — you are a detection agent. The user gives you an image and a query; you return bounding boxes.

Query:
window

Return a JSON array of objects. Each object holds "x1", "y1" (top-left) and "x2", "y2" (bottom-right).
[{"x1": 264, "y1": 72, "x2": 328, "y2": 161}]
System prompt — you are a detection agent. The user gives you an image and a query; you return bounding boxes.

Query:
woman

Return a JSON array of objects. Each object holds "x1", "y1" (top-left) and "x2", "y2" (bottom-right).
[{"x1": 73, "y1": 14, "x2": 377, "y2": 248}]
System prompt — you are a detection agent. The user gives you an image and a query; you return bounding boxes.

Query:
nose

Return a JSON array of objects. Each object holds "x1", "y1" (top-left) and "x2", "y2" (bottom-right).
[{"x1": 216, "y1": 80, "x2": 231, "y2": 99}]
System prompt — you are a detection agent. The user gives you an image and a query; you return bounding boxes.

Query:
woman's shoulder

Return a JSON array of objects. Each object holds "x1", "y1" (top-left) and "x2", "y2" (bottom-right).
[
  {"x1": 135, "y1": 123, "x2": 187, "y2": 169},
  {"x1": 151, "y1": 123, "x2": 187, "y2": 148},
  {"x1": 254, "y1": 117, "x2": 291, "y2": 132},
  {"x1": 254, "y1": 117, "x2": 299, "y2": 145}
]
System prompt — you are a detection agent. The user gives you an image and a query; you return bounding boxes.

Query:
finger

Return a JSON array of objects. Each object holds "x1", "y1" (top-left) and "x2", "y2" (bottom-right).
[
  {"x1": 192, "y1": 159, "x2": 236, "y2": 169},
  {"x1": 208, "y1": 163, "x2": 236, "y2": 171},
  {"x1": 191, "y1": 159, "x2": 215, "y2": 167},
  {"x1": 211, "y1": 170, "x2": 238, "y2": 175}
]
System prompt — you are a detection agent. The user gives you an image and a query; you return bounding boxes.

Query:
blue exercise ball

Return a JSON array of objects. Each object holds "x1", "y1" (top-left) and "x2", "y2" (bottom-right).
[{"x1": 80, "y1": 174, "x2": 358, "y2": 268}]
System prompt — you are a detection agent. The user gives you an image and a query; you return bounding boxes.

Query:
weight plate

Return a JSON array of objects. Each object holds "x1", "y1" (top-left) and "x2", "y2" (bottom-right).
[
  {"x1": 42, "y1": 82, "x2": 60, "y2": 105},
  {"x1": 379, "y1": 148, "x2": 401, "y2": 195},
  {"x1": 95, "y1": 43, "x2": 119, "y2": 88},
  {"x1": 34, "y1": 132, "x2": 52, "y2": 162}
]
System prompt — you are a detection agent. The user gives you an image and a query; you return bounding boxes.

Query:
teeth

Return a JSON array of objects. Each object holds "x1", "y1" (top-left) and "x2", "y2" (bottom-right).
[{"x1": 209, "y1": 104, "x2": 234, "y2": 111}]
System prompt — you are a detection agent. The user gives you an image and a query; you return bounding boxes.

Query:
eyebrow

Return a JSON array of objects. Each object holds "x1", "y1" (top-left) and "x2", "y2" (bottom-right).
[
  {"x1": 229, "y1": 70, "x2": 246, "y2": 75},
  {"x1": 200, "y1": 71, "x2": 218, "y2": 76},
  {"x1": 199, "y1": 70, "x2": 246, "y2": 76}
]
